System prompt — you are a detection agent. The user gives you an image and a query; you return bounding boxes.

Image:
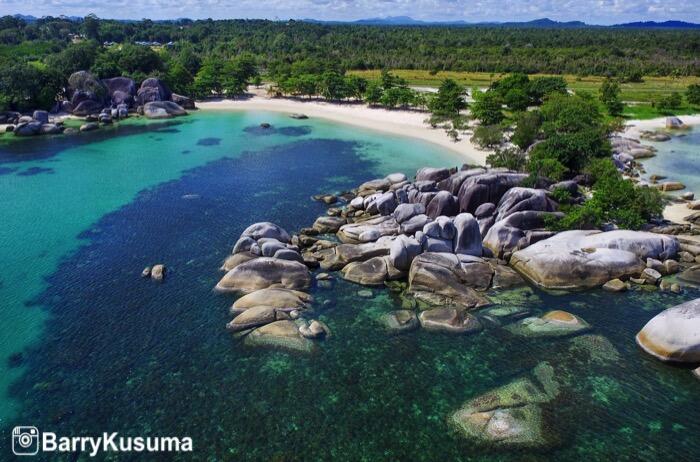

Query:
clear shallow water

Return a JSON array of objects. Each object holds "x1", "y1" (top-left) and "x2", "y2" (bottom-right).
[
  {"x1": 641, "y1": 127, "x2": 700, "y2": 195},
  {"x1": 0, "y1": 112, "x2": 698, "y2": 461}
]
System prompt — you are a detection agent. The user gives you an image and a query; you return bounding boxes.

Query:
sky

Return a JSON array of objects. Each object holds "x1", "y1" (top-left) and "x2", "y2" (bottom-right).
[{"x1": 0, "y1": 0, "x2": 698, "y2": 24}]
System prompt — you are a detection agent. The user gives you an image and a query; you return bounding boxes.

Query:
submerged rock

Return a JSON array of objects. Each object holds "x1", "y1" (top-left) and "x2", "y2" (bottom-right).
[
  {"x1": 636, "y1": 298, "x2": 700, "y2": 363},
  {"x1": 381, "y1": 310, "x2": 419, "y2": 333},
  {"x1": 449, "y1": 362, "x2": 559, "y2": 448},
  {"x1": 418, "y1": 308, "x2": 482, "y2": 334},
  {"x1": 507, "y1": 310, "x2": 590, "y2": 338},
  {"x1": 245, "y1": 320, "x2": 315, "y2": 353}
]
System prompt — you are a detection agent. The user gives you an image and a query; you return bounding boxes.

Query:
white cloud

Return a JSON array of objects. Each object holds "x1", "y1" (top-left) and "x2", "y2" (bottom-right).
[{"x1": 0, "y1": 0, "x2": 697, "y2": 24}]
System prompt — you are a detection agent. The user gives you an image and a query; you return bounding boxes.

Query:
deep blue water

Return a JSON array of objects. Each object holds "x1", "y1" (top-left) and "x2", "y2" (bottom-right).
[{"x1": 0, "y1": 113, "x2": 699, "y2": 461}]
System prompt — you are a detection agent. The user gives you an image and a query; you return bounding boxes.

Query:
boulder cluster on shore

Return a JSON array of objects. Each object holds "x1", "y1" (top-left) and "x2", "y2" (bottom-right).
[
  {"x1": 215, "y1": 166, "x2": 700, "y2": 357},
  {"x1": 1, "y1": 71, "x2": 192, "y2": 138},
  {"x1": 214, "y1": 165, "x2": 700, "y2": 445}
]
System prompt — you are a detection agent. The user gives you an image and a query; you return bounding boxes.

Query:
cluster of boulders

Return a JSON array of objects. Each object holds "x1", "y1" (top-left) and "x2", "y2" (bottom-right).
[
  {"x1": 215, "y1": 222, "x2": 329, "y2": 352},
  {"x1": 2, "y1": 110, "x2": 62, "y2": 137},
  {"x1": 213, "y1": 166, "x2": 700, "y2": 348},
  {"x1": 61, "y1": 71, "x2": 193, "y2": 119},
  {"x1": 2, "y1": 71, "x2": 194, "y2": 138}
]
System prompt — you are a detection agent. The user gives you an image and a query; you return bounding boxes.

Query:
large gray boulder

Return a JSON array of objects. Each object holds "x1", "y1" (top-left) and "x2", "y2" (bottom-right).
[
  {"x1": 389, "y1": 235, "x2": 422, "y2": 271},
  {"x1": 393, "y1": 203, "x2": 425, "y2": 224},
  {"x1": 102, "y1": 77, "x2": 136, "y2": 107},
  {"x1": 408, "y1": 252, "x2": 492, "y2": 308},
  {"x1": 483, "y1": 211, "x2": 560, "y2": 259},
  {"x1": 399, "y1": 214, "x2": 431, "y2": 235},
  {"x1": 636, "y1": 298, "x2": 700, "y2": 363},
  {"x1": 32, "y1": 110, "x2": 49, "y2": 124},
  {"x1": 13, "y1": 121, "x2": 42, "y2": 137},
  {"x1": 337, "y1": 215, "x2": 399, "y2": 243},
  {"x1": 341, "y1": 255, "x2": 403, "y2": 286},
  {"x1": 230, "y1": 288, "x2": 312, "y2": 315},
  {"x1": 241, "y1": 222, "x2": 290, "y2": 243},
  {"x1": 438, "y1": 168, "x2": 487, "y2": 195},
  {"x1": 458, "y1": 172, "x2": 528, "y2": 214},
  {"x1": 68, "y1": 71, "x2": 106, "y2": 115},
  {"x1": 319, "y1": 240, "x2": 391, "y2": 271},
  {"x1": 143, "y1": 101, "x2": 187, "y2": 119},
  {"x1": 416, "y1": 167, "x2": 451, "y2": 183},
  {"x1": 137, "y1": 77, "x2": 172, "y2": 105},
  {"x1": 510, "y1": 230, "x2": 679, "y2": 290},
  {"x1": 453, "y1": 213, "x2": 482, "y2": 256},
  {"x1": 171, "y1": 93, "x2": 195, "y2": 109},
  {"x1": 494, "y1": 188, "x2": 558, "y2": 222},
  {"x1": 215, "y1": 257, "x2": 311, "y2": 293},
  {"x1": 426, "y1": 190, "x2": 459, "y2": 219}
]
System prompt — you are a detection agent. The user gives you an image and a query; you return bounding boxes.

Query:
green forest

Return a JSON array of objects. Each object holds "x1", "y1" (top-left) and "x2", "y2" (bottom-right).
[{"x1": 1, "y1": 15, "x2": 699, "y2": 114}]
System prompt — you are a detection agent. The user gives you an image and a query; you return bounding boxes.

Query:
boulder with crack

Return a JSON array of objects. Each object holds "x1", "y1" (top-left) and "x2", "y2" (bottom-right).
[{"x1": 407, "y1": 252, "x2": 492, "y2": 308}]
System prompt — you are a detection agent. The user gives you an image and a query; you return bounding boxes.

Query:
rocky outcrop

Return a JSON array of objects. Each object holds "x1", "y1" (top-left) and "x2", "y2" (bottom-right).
[
  {"x1": 510, "y1": 230, "x2": 679, "y2": 289},
  {"x1": 636, "y1": 298, "x2": 700, "y2": 363},
  {"x1": 68, "y1": 71, "x2": 107, "y2": 116}
]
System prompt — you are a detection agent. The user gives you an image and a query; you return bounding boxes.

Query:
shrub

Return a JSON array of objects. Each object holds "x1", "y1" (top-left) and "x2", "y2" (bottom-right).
[
  {"x1": 551, "y1": 159, "x2": 663, "y2": 230},
  {"x1": 486, "y1": 147, "x2": 526, "y2": 171},
  {"x1": 687, "y1": 84, "x2": 700, "y2": 105},
  {"x1": 656, "y1": 92, "x2": 682, "y2": 109},
  {"x1": 471, "y1": 124, "x2": 504, "y2": 148}
]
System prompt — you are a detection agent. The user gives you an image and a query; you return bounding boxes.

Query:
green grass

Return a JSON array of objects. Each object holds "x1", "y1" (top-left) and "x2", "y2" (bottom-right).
[
  {"x1": 348, "y1": 70, "x2": 700, "y2": 104},
  {"x1": 622, "y1": 103, "x2": 700, "y2": 120}
]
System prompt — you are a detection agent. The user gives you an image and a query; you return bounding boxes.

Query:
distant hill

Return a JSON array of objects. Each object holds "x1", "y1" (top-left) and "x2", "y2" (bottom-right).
[
  {"x1": 613, "y1": 20, "x2": 700, "y2": 29},
  {"x1": 312, "y1": 16, "x2": 699, "y2": 29}
]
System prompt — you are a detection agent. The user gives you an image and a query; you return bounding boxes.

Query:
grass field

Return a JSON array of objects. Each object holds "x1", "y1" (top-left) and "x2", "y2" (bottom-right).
[
  {"x1": 349, "y1": 69, "x2": 700, "y2": 119},
  {"x1": 348, "y1": 70, "x2": 699, "y2": 103}
]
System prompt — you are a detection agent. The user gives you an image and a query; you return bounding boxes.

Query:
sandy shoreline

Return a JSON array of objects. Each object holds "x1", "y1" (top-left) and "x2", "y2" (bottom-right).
[
  {"x1": 197, "y1": 95, "x2": 489, "y2": 165},
  {"x1": 623, "y1": 114, "x2": 700, "y2": 139}
]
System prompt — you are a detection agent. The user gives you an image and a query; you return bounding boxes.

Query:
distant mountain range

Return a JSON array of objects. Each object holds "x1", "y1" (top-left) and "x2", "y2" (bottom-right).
[{"x1": 10, "y1": 14, "x2": 700, "y2": 29}]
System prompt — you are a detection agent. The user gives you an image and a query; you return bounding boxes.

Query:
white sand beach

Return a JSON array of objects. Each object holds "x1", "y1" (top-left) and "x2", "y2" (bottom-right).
[{"x1": 197, "y1": 93, "x2": 489, "y2": 165}]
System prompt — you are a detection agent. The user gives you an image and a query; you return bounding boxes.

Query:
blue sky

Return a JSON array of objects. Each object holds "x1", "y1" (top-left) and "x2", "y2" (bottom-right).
[{"x1": 0, "y1": 0, "x2": 698, "y2": 24}]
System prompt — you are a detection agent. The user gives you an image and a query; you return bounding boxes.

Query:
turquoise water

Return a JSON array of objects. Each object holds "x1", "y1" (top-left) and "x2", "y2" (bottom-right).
[
  {"x1": 0, "y1": 111, "x2": 458, "y2": 423},
  {"x1": 0, "y1": 112, "x2": 698, "y2": 461},
  {"x1": 641, "y1": 127, "x2": 700, "y2": 195}
]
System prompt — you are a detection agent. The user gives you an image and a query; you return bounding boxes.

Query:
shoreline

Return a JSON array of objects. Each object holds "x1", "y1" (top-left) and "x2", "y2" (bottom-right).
[
  {"x1": 197, "y1": 94, "x2": 489, "y2": 165},
  {"x1": 623, "y1": 114, "x2": 700, "y2": 139},
  {"x1": 622, "y1": 114, "x2": 700, "y2": 225}
]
